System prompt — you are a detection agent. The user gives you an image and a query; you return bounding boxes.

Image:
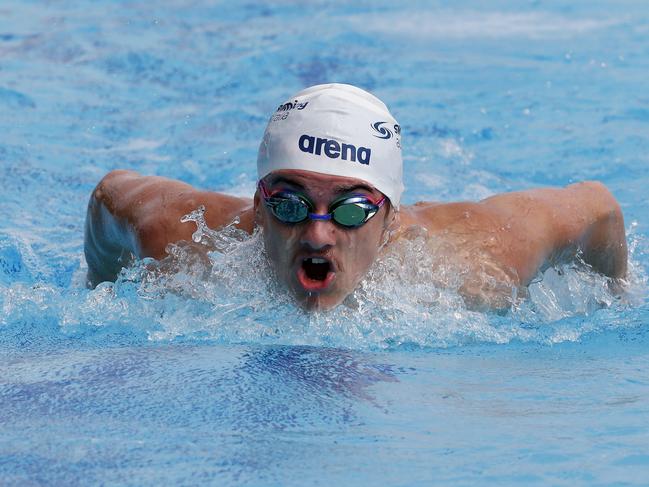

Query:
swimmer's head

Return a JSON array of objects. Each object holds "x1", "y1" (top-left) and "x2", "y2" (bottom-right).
[
  {"x1": 257, "y1": 83, "x2": 404, "y2": 208},
  {"x1": 255, "y1": 84, "x2": 403, "y2": 310}
]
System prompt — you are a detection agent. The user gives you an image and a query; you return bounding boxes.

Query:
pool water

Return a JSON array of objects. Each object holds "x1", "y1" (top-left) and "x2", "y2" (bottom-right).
[{"x1": 1, "y1": 0, "x2": 649, "y2": 485}]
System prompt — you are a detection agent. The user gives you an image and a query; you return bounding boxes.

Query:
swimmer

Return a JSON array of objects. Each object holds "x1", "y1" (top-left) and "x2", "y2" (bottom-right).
[{"x1": 84, "y1": 83, "x2": 628, "y2": 310}]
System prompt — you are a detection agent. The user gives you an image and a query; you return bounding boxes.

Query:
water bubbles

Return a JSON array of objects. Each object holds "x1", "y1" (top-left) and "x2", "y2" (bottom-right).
[{"x1": 180, "y1": 205, "x2": 247, "y2": 250}]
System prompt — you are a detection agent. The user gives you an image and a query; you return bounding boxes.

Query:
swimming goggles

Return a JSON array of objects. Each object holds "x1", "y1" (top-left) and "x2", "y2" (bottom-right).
[{"x1": 258, "y1": 180, "x2": 386, "y2": 228}]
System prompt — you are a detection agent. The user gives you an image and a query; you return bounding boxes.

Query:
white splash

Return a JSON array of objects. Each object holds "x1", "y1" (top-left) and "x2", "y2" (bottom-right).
[
  {"x1": 2, "y1": 209, "x2": 645, "y2": 351},
  {"x1": 56, "y1": 210, "x2": 646, "y2": 349}
]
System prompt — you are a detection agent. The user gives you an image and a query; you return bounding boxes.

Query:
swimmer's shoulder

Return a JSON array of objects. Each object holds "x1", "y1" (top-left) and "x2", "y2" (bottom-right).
[
  {"x1": 398, "y1": 200, "x2": 494, "y2": 234},
  {"x1": 92, "y1": 170, "x2": 255, "y2": 258}
]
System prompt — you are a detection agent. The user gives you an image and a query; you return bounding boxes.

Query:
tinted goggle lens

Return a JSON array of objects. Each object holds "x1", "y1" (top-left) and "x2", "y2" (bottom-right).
[
  {"x1": 332, "y1": 202, "x2": 370, "y2": 226},
  {"x1": 271, "y1": 198, "x2": 309, "y2": 223}
]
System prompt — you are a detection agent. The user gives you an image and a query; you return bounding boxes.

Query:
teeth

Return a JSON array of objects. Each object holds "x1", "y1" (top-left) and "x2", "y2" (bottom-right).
[{"x1": 309, "y1": 258, "x2": 327, "y2": 264}]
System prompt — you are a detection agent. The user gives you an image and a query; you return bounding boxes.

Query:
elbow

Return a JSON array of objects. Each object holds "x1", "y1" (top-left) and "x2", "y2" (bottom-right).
[
  {"x1": 580, "y1": 180, "x2": 623, "y2": 215},
  {"x1": 92, "y1": 169, "x2": 138, "y2": 209},
  {"x1": 570, "y1": 180, "x2": 624, "y2": 231}
]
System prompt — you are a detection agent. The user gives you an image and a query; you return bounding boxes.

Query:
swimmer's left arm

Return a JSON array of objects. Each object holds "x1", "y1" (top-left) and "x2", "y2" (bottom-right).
[{"x1": 481, "y1": 181, "x2": 628, "y2": 283}]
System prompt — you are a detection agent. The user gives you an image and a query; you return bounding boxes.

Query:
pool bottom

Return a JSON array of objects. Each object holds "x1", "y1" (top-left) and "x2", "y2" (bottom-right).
[{"x1": 2, "y1": 327, "x2": 648, "y2": 486}]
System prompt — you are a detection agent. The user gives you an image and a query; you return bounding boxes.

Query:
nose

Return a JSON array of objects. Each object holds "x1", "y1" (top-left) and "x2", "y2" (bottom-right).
[{"x1": 299, "y1": 219, "x2": 337, "y2": 251}]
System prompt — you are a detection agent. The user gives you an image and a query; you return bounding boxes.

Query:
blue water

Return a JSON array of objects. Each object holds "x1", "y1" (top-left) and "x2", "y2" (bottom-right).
[{"x1": 1, "y1": 0, "x2": 649, "y2": 485}]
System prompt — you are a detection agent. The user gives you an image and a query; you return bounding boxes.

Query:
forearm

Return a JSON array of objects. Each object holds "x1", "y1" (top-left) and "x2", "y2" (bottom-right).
[
  {"x1": 84, "y1": 185, "x2": 139, "y2": 286},
  {"x1": 577, "y1": 188, "x2": 627, "y2": 278}
]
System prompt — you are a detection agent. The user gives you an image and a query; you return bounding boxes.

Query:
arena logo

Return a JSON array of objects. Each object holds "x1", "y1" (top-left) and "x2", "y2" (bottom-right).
[
  {"x1": 298, "y1": 134, "x2": 371, "y2": 165},
  {"x1": 276, "y1": 100, "x2": 309, "y2": 112},
  {"x1": 371, "y1": 121, "x2": 401, "y2": 140}
]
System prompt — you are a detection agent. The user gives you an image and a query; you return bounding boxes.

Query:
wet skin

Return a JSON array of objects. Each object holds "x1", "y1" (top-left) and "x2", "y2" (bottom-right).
[{"x1": 85, "y1": 169, "x2": 628, "y2": 310}]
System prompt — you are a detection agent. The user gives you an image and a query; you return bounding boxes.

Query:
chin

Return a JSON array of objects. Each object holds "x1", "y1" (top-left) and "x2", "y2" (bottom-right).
[{"x1": 296, "y1": 290, "x2": 346, "y2": 312}]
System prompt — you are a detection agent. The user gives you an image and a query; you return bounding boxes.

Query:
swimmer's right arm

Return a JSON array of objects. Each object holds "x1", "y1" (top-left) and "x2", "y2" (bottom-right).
[{"x1": 84, "y1": 170, "x2": 254, "y2": 287}]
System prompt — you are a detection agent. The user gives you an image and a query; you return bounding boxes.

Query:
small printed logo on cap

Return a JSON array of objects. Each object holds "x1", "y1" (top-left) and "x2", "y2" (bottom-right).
[
  {"x1": 372, "y1": 121, "x2": 401, "y2": 149},
  {"x1": 371, "y1": 121, "x2": 393, "y2": 139},
  {"x1": 276, "y1": 100, "x2": 309, "y2": 112}
]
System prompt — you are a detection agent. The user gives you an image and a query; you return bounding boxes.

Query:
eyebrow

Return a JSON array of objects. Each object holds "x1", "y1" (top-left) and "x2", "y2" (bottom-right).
[
  {"x1": 332, "y1": 183, "x2": 374, "y2": 194},
  {"x1": 267, "y1": 176, "x2": 305, "y2": 189},
  {"x1": 267, "y1": 177, "x2": 375, "y2": 195}
]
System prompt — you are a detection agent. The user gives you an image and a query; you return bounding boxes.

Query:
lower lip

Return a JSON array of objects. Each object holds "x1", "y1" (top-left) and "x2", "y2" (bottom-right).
[{"x1": 296, "y1": 266, "x2": 336, "y2": 292}]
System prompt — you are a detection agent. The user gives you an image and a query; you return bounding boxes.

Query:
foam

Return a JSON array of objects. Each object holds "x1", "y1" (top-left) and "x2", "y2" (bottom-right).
[{"x1": 4, "y1": 209, "x2": 644, "y2": 352}]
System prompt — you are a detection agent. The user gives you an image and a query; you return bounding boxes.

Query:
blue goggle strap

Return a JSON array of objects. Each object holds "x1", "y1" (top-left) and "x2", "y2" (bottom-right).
[{"x1": 307, "y1": 213, "x2": 332, "y2": 221}]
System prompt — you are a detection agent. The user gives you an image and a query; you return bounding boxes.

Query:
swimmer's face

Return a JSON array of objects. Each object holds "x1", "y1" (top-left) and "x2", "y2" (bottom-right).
[{"x1": 255, "y1": 170, "x2": 395, "y2": 311}]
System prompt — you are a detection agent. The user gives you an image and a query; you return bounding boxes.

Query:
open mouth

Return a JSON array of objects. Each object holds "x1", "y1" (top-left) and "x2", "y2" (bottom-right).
[
  {"x1": 297, "y1": 257, "x2": 335, "y2": 292},
  {"x1": 304, "y1": 257, "x2": 330, "y2": 281}
]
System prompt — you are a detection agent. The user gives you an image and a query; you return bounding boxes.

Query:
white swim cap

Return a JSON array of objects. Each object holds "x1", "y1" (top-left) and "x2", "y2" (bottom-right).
[{"x1": 257, "y1": 83, "x2": 404, "y2": 208}]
